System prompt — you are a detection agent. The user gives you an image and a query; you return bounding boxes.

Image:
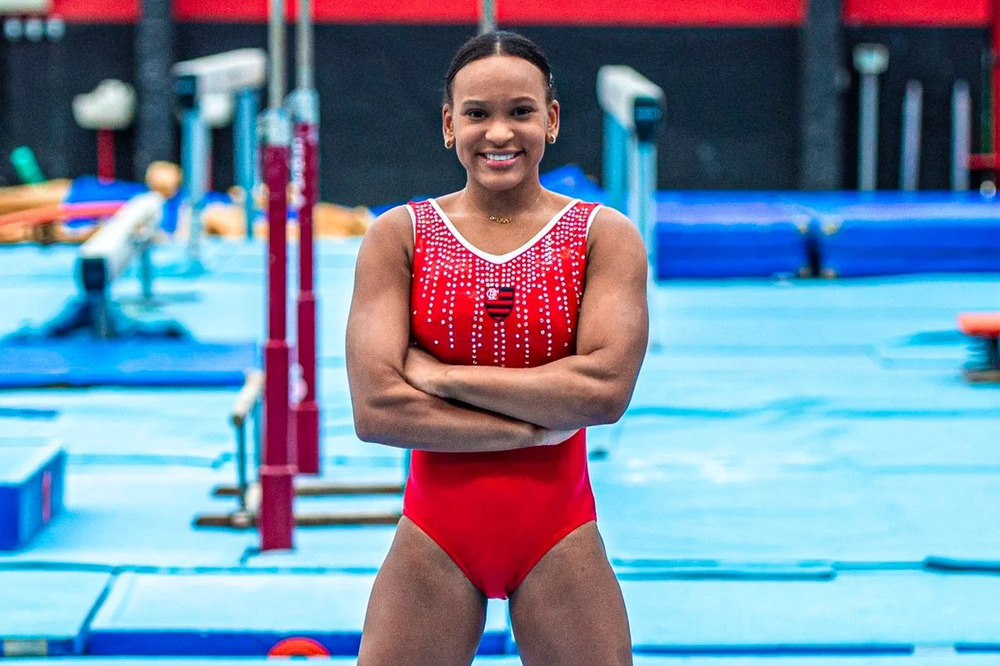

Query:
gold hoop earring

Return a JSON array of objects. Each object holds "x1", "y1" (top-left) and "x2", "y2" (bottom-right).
[{"x1": 445, "y1": 138, "x2": 454, "y2": 149}]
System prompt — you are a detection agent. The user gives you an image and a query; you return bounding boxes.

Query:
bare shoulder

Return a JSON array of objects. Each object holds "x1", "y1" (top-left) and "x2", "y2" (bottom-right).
[
  {"x1": 587, "y1": 205, "x2": 645, "y2": 255},
  {"x1": 360, "y1": 204, "x2": 415, "y2": 262}
]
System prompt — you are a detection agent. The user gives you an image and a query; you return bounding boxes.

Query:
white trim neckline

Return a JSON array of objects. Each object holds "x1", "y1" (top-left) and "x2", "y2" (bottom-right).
[{"x1": 428, "y1": 197, "x2": 580, "y2": 265}]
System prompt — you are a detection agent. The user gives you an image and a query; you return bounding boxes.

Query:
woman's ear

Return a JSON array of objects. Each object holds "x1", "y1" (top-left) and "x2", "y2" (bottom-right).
[
  {"x1": 546, "y1": 100, "x2": 560, "y2": 144},
  {"x1": 442, "y1": 105, "x2": 455, "y2": 149}
]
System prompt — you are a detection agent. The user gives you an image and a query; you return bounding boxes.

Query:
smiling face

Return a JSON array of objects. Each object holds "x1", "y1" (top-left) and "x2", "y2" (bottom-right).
[{"x1": 443, "y1": 55, "x2": 559, "y2": 193}]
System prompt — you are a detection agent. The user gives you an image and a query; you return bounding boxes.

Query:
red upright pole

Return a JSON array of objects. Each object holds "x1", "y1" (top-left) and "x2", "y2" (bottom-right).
[
  {"x1": 292, "y1": 113, "x2": 320, "y2": 475},
  {"x1": 259, "y1": 118, "x2": 295, "y2": 551},
  {"x1": 291, "y1": 0, "x2": 321, "y2": 475},
  {"x1": 259, "y1": 0, "x2": 295, "y2": 551},
  {"x1": 97, "y1": 129, "x2": 115, "y2": 182}
]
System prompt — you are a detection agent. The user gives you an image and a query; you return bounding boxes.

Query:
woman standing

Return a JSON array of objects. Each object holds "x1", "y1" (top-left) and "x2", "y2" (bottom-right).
[{"x1": 346, "y1": 31, "x2": 648, "y2": 666}]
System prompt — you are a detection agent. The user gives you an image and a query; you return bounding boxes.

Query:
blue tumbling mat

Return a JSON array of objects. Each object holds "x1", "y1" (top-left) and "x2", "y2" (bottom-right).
[
  {"x1": 812, "y1": 200, "x2": 1000, "y2": 277},
  {"x1": 9, "y1": 658, "x2": 1000, "y2": 666},
  {"x1": 654, "y1": 201, "x2": 812, "y2": 279},
  {"x1": 623, "y1": 571, "x2": 1000, "y2": 655},
  {"x1": 0, "y1": 568, "x2": 112, "y2": 656},
  {"x1": 86, "y1": 571, "x2": 511, "y2": 656},
  {"x1": 0, "y1": 340, "x2": 258, "y2": 388}
]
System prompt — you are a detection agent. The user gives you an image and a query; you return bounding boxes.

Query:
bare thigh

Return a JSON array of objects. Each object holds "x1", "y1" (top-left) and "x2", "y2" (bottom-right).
[
  {"x1": 357, "y1": 517, "x2": 487, "y2": 666},
  {"x1": 509, "y1": 521, "x2": 632, "y2": 666}
]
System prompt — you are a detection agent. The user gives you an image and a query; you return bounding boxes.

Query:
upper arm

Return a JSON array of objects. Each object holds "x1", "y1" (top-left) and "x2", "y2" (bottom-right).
[
  {"x1": 345, "y1": 206, "x2": 414, "y2": 420},
  {"x1": 576, "y1": 207, "x2": 649, "y2": 387}
]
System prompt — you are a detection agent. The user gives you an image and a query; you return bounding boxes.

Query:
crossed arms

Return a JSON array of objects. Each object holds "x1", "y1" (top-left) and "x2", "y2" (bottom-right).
[{"x1": 345, "y1": 203, "x2": 648, "y2": 453}]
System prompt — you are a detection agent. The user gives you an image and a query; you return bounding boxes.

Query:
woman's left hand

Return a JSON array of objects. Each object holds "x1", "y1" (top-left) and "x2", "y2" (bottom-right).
[{"x1": 404, "y1": 347, "x2": 449, "y2": 398}]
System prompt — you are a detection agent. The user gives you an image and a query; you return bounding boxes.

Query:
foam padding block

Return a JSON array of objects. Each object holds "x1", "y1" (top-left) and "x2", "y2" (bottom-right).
[
  {"x1": 0, "y1": 568, "x2": 112, "y2": 656},
  {"x1": 0, "y1": 340, "x2": 257, "y2": 388},
  {"x1": 654, "y1": 201, "x2": 812, "y2": 279},
  {"x1": 0, "y1": 441, "x2": 65, "y2": 551},
  {"x1": 87, "y1": 572, "x2": 510, "y2": 656},
  {"x1": 623, "y1": 571, "x2": 1000, "y2": 655},
  {"x1": 813, "y1": 202, "x2": 1000, "y2": 277}
]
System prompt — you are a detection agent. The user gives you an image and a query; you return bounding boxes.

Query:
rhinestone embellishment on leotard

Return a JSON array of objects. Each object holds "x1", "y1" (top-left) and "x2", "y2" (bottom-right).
[{"x1": 411, "y1": 200, "x2": 594, "y2": 367}]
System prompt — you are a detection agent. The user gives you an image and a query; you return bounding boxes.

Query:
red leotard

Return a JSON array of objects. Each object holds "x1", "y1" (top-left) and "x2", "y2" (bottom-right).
[{"x1": 403, "y1": 197, "x2": 602, "y2": 599}]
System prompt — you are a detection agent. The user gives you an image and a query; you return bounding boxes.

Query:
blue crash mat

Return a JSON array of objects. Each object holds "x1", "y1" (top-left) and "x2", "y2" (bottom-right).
[
  {"x1": 623, "y1": 571, "x2": 1000, "y2": 655},
  {"x1": 0, "y1": 568, "x2": 112, "y2": 656},
  {"x1": 0, "y1": 440, "x2": 65, "y2": 550},
  {"x1": 0, "y1": 340, "x2": 258, "y2": 388},
  {"x1": 87, "y1": 572, "x2": 511, "y2": 656},
  {"x1": 812, "y1": 200, "x2": 1000, "y2": 277},
  {"x1": 654, "y1": 201, "x2": 812, "y2": 279}
]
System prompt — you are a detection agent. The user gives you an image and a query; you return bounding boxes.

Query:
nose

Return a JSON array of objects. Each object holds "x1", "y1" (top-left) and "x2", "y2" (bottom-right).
[{"x1": 484, "y1": 118, "x2": 515, "y2": 145}]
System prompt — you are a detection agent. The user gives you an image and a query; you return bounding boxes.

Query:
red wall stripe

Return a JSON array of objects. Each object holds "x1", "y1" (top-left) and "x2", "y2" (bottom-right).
[
  {"x1": 49, "y1": 0, "x2": 993, "y2": 26},
  {"x1": 843, "y1": 0, "x2": 991, "y2": 26},
  {"x1": 499, "y1": 0, "x2": 804, "y2": 26},
  {"x1": 51, "y1": 0, "x2": 138, "y2": 22}
]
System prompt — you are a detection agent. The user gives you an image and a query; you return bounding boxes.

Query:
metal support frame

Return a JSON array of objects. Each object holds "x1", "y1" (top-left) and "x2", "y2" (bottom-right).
[{"x1": 597, "y1": 65, "x2": 664, "y2": 258}]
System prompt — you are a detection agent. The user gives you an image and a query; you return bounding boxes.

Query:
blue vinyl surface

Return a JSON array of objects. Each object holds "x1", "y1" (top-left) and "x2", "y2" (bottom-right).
[
  {"x1": 0, "y1": 441, "x2": 65, "y2": 551},
  {"x1": 654, "y1": 201, "x2": 812, "y2": 278},
  {"x1": 812, "y1": 201, "x2": 1000, "y2": 277},
  {"x1": 1, "y1": 192, "x2": 1000, "y2": 663},
  {"x1": 0, "y1": 569, "x2": 112, "y2": 656},
  {"x1": 87, "y1": 572, "x2": 510, "y2": 656},
  {"x1": 5, "y1": 658, "x2": 1000, "y2": 666},
  {"x1": 0, "y1": 340, "x2": 258, "y2": 388},
  {"x1": 623, "y1": 572, "x2": 1000, "y2": 654}
]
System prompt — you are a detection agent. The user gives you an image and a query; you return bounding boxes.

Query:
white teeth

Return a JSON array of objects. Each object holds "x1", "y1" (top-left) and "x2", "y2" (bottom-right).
[{"x1": 486, "y1": 153, "x2": 516, "y2": 161}]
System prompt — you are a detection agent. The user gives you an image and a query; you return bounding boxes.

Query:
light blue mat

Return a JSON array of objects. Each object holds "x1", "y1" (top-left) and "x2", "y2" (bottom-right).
[
  {"x1": 623, "y1": 571, "x2": 1000, "y2": 654},
  {"x1": 0, "y1": 569, "x2": 112, "y2": 656},
  {"x1": 5, "y1": 657, "x2": 1000, "y2": 665},
  {"x1": 87, "y1": 572, "x2": 510, "y2": 656}
]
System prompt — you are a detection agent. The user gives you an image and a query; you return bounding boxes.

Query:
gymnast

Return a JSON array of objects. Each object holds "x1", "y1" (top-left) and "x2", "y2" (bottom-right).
[{"x1": 346, "y1": 30, "x2": 648, "y2": 666}]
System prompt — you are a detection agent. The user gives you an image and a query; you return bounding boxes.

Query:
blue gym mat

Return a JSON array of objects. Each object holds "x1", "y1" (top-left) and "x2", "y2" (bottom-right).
[
  {"x1": 86, "y1": 572, "x2": 510, "y2": 656},
  {"x1": 623, "y1": 572, "x2": 1000, "y2": 655},
  {"x1": 0, "y1": 340, "x2": 258, "y2": 388},
  {"x1": 654, "y1": 201, "x2": 812, "y2": 279},
  {"x1": 0, "y1": 568, "x2": 112, "y2": 656},
  {"x1": 811, "y1": 200, "x2": 1000, "y2": 278},
  {"x1": 5, "y1": 658, "x2": 1000, "y2": 666},
  {"x1": 2, "y1": 217, "x2": 1000, "y2": 663}
]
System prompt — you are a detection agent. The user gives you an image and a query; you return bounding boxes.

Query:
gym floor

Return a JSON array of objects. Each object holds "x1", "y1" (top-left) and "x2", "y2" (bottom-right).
[{"x1": 2, "y1": 226, "x2": 1000, "y2": 663}]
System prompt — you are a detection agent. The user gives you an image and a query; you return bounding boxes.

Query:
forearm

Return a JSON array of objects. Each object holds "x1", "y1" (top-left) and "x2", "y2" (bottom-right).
[
  {"x1": 353, "y1": 377, "x2": 553, "y2": 453},
  {"x1": 435, "y1": 353, "x2": 628, "y2": 430}
]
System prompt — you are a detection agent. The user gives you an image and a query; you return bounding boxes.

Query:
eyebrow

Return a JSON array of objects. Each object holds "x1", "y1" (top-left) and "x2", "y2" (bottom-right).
[{"x1": 460, "y1": 96, "x2": 539, "y2": 108}]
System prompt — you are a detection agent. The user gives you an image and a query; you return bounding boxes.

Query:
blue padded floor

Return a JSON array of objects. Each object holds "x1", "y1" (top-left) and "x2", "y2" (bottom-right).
[
  {"x1": 623, "y1": 572, "x2": 1000, "y2": 655},
  {"x1": 3, "y1": 228, "x2": 1000, "y2": 662},
  {"x1": 0, "y1": 340, "x2": 258, "y2": 388},
  {"x1": 6, "y1": 658, "x2": 1000, "y2": 665},
  {"x1": 87, "y1": 572, "x2": 510, "y2": 657},
  {"x1": 0, "y1": 568, "x2": 112, "y2": 656}
]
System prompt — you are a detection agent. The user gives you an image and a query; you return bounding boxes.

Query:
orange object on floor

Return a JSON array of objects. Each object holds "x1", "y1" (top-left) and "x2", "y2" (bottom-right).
[
  {"x1": 958, "y1": 312, "x2": 1000, "y2": 338},
  {"x1": 267, "y1": 636, "x2": 331, "y2": 658}
]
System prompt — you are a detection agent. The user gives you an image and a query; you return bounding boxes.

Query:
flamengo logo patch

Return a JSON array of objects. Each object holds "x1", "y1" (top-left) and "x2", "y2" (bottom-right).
[{"x1": 485, "y1": 286, "x2": 515, "y2": 320}]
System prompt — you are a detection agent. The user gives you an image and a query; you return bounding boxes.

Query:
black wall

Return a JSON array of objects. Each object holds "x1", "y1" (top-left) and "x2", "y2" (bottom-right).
[
  {"x1": 0, "y1": 23, "x2": 989, "y2": 204},
  {"x1": 841, "y1": 27, "x2": 988, "y2": 190}
]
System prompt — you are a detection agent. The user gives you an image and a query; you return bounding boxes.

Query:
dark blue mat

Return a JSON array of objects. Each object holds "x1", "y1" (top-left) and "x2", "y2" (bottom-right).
[
  {"x1": 0, "y1": 440, "x2": 65, "y2": 551},
  {"x1": 0, "y1": 340, "x2": 258, "y2": 388},
  {"x1": 811, "y1": 201, "x2": 1000, "y2": 278},
  {"x1": 654, "y1": 201, "x2": 812, "y2": 279}
]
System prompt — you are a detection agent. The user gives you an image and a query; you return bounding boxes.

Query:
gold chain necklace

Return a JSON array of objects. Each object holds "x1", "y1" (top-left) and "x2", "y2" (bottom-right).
[{"x1": 467, "y1": 189, "x2": 544, "y2": 225}]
